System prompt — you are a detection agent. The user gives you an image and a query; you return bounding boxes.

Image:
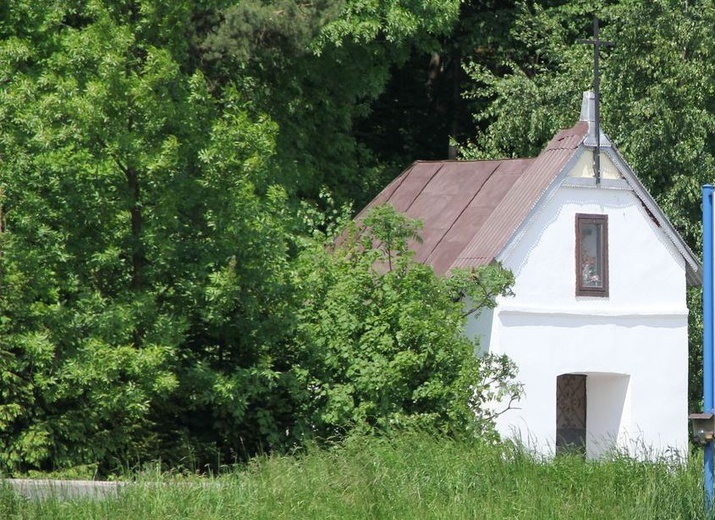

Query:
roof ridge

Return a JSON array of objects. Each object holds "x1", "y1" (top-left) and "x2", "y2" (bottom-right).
[{"x1": 411, "y1": 157, "x2": 542, "y2": 165}]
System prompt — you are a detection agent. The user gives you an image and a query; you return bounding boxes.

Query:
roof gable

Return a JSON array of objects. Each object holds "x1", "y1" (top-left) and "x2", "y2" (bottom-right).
[{"x1": 603, "y1": 147, "x2": 702, "y2": 285}]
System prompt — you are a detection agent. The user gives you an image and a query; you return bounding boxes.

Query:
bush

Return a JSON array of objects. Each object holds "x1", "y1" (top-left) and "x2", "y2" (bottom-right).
[{"x1": 288, "y1": 204, "x2": 520, "y2": 441}]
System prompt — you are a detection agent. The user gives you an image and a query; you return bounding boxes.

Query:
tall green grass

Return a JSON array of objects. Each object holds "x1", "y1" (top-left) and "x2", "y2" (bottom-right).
[{"x1": 1, "y1": 432, "x2": 709, "y2": 519}]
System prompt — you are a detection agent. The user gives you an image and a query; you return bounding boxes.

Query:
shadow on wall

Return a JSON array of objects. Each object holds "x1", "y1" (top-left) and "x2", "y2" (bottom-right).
[{"x1": 584, "y1": 372, "x2": 631, "y2": 459}]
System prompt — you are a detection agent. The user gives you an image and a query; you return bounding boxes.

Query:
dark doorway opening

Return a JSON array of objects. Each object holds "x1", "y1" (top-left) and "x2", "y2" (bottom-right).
[{"x1": 556, "y1": 374, "x2": 587, "y2": 456}]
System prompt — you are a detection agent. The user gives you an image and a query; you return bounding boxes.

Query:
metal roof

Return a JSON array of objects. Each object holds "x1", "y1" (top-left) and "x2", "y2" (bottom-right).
[
  {"x1": 356, "y1": 158, "x2": 535, "y2": 275},
  {"x1": 358, "y1": 123, "x2": 586, "y2": 276}
]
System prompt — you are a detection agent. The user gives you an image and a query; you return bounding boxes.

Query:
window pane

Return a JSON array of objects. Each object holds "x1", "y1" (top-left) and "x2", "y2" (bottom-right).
[{"x1": 580, "y1": 222, "x2": 603, "y2": 288}]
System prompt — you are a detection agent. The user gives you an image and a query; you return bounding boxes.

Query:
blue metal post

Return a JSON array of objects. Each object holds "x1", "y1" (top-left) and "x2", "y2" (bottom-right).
[{"x1": 703, "y1": 184, "x2": 714, "y2": 506}]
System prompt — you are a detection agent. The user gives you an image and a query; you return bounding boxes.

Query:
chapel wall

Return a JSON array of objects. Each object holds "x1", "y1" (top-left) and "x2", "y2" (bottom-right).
[{"x1": 479, "y1": 181, "x2": 690, "y2": 458}]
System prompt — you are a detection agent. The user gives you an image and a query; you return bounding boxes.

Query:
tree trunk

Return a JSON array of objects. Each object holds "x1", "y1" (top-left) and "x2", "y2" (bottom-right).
[
  {"x1": 448, "y1": 50, "x2": 461, "y2": 160},
  {"x1": 124, "y1": 165, "x2": 144, "y2": 291}
]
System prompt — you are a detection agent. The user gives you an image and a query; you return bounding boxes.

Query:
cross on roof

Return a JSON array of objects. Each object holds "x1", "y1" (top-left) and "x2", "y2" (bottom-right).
[{"x1": 578, "y1": 18, "x2": 614, "y2": 184}]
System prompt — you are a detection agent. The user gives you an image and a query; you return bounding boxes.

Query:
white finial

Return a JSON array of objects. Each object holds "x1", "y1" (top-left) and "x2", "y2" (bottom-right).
[{"x1": 580, "y1": 91, "x2": 611, "y2": 149}]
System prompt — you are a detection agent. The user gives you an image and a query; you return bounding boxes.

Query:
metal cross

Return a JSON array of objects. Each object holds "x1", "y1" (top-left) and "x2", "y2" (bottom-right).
[{"x1": 578, "y1": 18, "x2": 614, "y2": 184}]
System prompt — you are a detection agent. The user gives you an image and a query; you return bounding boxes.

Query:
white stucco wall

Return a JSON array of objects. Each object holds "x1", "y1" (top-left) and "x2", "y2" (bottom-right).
[{"x1": 471, "y1": 168, "x2": 690, "y2": 459}]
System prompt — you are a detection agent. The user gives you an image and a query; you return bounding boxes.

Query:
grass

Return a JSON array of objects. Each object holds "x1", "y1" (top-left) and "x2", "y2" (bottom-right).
[{"x1": 1, "y1": 431, "x2": 710, "y2": 519}]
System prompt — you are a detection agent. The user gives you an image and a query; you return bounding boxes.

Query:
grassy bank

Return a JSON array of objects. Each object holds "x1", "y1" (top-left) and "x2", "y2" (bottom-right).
[{"x1": 1, "y1": 432, "x2": 708, "y2": 519}]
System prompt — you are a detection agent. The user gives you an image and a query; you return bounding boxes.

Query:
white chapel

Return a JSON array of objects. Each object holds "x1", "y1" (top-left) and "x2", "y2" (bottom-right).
[{"x1": 360, "y1": 91, "x2": 701, "y2": 458}]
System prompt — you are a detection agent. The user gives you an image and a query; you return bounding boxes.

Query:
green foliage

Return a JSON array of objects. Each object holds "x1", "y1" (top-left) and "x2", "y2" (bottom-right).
[
  {"x1": 203, "y1": 0, "x2": 342, "y2": 66},
  {"x1": 357, "y1": 1, "x2": 569, "y2": 168},
  {"x1": 0, "y1": 484, "x2": 22, "y2": 520},
  {"x1": 462, "y1": 0, "x2": 715, "y2": 248},
  {"x1": 316, "y1": 0, "x2": 459, "y2": 49},
  {"x1": 290, "y1": 205, "x2": 520, "y2": 439},
  {"x1": 0, "y1": 0, "x2": 295, "y2": 473},
  {"x1": 461, "y1": 1, "x2": 597, "y2": 160},
  {"x1": 0, "y1": 0, "x2": 519, "y2": 474},
  {"x1": 6, "y1": 0, "x2": 710, "y2": 477},
  {"x1": 604, "y1": 1, "x2": 715, "y2": 249},
  {"x1": 202, "y1": 0, "x2": 462, "y2": 206}
]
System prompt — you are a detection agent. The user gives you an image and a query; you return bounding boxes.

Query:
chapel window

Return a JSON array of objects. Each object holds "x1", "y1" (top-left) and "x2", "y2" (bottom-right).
[{"x1": 576, "y1": 214, "x2": 608, "y2": 297}]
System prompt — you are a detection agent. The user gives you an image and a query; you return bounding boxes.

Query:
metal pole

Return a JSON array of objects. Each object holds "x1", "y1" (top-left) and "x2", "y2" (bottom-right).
[
  {"x1": 593, "y1": 17, "x2": 601, "y2": 185},
  {"x1": 703, "y1": 184, "x2": 714, "y2": 506},
  {"x1": 577, "y1": 17, "x2": 612, "y2": 185}
]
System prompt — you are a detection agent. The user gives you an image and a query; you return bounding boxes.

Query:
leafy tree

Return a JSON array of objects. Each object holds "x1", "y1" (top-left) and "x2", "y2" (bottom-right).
[
  {"x1": 461, "y1": 0, "x2": 715, "y2": 243},
  {"x1": 201, "y1": 0, "x2": 342, "y2": 67},
  {"x1": 0, "y1": 0, "x2": 525, "y2": 475},
  {"x1": 355, "y1": 0, "x2": 528, "y2": 168},
  {"x1": 289, "y1": 205, "x2": 520, "y2": 439},
  {"x1": 202, "y1": 0, "x2": 462, "y2": 206},
  {"x1": 0, "y1": 0, "x2": 294, "y2": 473},
  {"x1": 461, "y1": 1, "x2": 597, "y2": 160}
]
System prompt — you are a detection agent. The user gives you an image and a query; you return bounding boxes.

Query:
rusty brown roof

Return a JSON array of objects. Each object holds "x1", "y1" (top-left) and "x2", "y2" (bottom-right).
[{"x1": 359, "y1": 122, "x2": 588, "y2": 275}]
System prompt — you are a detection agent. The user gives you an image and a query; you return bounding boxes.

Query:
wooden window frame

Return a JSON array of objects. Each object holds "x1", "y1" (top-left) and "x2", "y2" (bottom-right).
[{"x1": 575, "y1": 213, "x2": 609, "y2": 297}]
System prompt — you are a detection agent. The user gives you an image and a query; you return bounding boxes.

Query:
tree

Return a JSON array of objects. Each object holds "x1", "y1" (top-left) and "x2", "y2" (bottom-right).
[
  {"x1": 202, "y1": 0, "x2": 462, "y2": 206},
  {"x1": 0, "y1": 0, "x2": 294, "y2": 473},
  {"x1": 354, "y1": 0, "x2": 528, "y2": 167},
  {"x1": 289, "y1": 205, "x2": 520, "y2": 440},
  {"x1": 460, "y1": 1, "x2": 596, "y2": 160}
]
